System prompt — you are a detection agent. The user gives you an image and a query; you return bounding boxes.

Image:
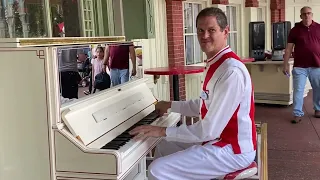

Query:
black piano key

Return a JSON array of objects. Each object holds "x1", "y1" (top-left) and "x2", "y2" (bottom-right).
[
  {"x1": 101, "y1": 110, "x2": 160, "y2": 150},
  {"x1": 108, "y1": 141, "x2": 126, "y2": 145},
  {"x1": 114, "y1": 137, "x2": 130, "y2": 141},
  {"x1": 104, "y1": 142, "x2": 124, "y2": 147},
  {"x1": 143, "y1": 111, "x2": 160, "y2": 120},
  {"x1": 106, "y1": 146, "x2": 120, "y2": 150},
  {"x1": 118, "y1": 134, "x2": 132, "y2": 138},
  {"x1": 101, "y1": 145, "x2": 119, "y2": 150},
  {"x1": 136, "y1": 122, "x2": 148, "y2": 125}
]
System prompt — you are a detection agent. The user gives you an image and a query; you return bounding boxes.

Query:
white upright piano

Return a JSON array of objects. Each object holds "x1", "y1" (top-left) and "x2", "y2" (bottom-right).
[{"x1": 0, "y1": 37, "x2": 181, "y2": 180}]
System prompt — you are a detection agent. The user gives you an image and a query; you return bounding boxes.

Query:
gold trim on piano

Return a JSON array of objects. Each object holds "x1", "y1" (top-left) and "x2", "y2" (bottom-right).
[
  {"x1": 17, "y1": 36, "x2": 127, "y2": 47},
  {"x1": 76, "y1": 135, "x2": 84, "y2": 144},
  {"x1": 260, "y1": 123, "x2": 268, "y2": 180}
]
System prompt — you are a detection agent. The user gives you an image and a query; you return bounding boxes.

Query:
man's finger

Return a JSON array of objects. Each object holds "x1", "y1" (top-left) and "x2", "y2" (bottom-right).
[
  {"x1": 155, "y1": 109, "x2": 165, "y2": 116},
  {"x1": 129, "y1": 125, "x2": 150, "y2": 135},
  {"x1": 143, "y1": 131, "x2": 155, "y2": 137},
  {"x1": 133, "y1": 133, "x2": 147, "y2": 141},
  {"x1": 133, "y1": 129, "x2": 157, "y2": 141},
  {"x1": 129, "y1": 128, "x2": 143, "y2": 135}
]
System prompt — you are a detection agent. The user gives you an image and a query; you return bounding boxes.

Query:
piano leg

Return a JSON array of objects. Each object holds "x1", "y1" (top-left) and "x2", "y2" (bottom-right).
[{"x1": 123, "y1": 156, "x2": 147, "y2": 180}]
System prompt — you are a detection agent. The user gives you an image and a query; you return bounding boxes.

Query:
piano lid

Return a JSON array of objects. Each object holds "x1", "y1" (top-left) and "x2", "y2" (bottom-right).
[
  {"x1": 61, "y1": 79, "x2": 157, "y2": 146},
  {"x1": 0, "y1": 36, "x2": 133, "y2": 48}
]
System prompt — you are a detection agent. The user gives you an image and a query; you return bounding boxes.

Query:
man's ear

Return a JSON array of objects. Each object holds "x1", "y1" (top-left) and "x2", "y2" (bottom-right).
[{"x1": 224, "y1": 25, "x2": 230, "y2": 36}]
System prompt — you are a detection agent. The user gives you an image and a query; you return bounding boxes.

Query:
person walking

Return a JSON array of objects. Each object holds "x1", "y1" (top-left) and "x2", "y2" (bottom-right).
[{"x1": 283, "y1": 6, "x2": 320, "y2": 123}]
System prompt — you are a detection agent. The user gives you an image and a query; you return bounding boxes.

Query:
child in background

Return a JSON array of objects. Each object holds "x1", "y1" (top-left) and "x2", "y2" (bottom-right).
[{"x1": 84, "y1": 46, "x2": 105, "y2": 95}]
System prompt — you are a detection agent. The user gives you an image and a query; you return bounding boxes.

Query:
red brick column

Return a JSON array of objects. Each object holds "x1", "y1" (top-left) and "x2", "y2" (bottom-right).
[
  {"x1": 165, "y1": 0, "x2": 186, "y2": 100},
  {"x1": 245, "y1": 0, "x2": 259, "y2": 7},
  {"x1": 212, "y1": 0, "x2": 229, "y2": 4},
  {"x1": 270, "y1": 0, "x2": 285, "y2": 22}
]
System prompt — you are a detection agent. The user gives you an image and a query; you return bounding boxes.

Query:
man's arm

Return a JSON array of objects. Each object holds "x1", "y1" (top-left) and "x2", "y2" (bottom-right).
[
  {"x1": 165, "y1": 67, "x2": 245, "y2": 143},
  {"x1": 283, "y1": 43, "x2": 294, "y2": 67},
  {"x1": 91, "y1": 64, "x2": 95, "y2": 85},
  {"x1": 283, "y1": 28, "x2": 295, "y2": 75},
  {"x1": 170, "y1": 99, "x2": 200, "y2": 117},
  {"x1": 154, "y1": 99, "x2": 200, "y2": 117},
  {"x1": 103, "y1": 45, "x2": 110, "y2": 71},
  {"x1": 129, "y1": 45, "x2": 137, "y2": 76}
]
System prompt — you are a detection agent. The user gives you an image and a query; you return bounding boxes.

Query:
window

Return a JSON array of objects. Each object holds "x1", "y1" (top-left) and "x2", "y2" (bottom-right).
[
  {"x1": 257, "y1": 8, "x2": 263, "y2": 21},
  {"x1": 51, "y1": 0, "x2": 81, "y2": 37},
  {"x1": 226, "y1": 6, "x2": 238, "y2": 54},
  {"x1": 0, "y1": 0, "x2": 48, "y2": 38},
  {"x1": 183, "y1": 2, "x2": 203, "y2": 65},
  {"x1": 80, "y1": 0, "x2": 95, "y2": 37}
]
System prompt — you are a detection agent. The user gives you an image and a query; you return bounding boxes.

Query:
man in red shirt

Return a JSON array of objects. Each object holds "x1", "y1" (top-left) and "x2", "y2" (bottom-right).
[
  {"x1": 283, "y1": 6, "x2": 320, "y2": 123},
  {"x1": 103, "y1": 43, "x2": 137, "y2": 86}
]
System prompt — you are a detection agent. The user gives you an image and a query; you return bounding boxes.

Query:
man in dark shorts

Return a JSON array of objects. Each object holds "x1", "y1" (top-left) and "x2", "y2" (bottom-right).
[{"x1": 58, "y1": 47, "x2": 83, "y2": 99}]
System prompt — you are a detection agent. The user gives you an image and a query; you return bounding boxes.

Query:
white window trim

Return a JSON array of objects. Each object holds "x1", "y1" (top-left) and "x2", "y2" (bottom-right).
[
  {"x1": 257, "y1": 7, "x2": 266, "y2": 22},
  {"x1": 183, "y1": 0, "x2": 207, "y2": 66},
  {"x1": 257, "y1": 5, "x2": 270, "y2": 51},
  {"x1": 79, "y1": 0, "x2": 96, "y2": 37},
  {"x1": 226, "y1": 4, "x2": 241, "y2": 55},
  {"x1": 96, "y1": 0, "x2": 104, "y2": 36}
]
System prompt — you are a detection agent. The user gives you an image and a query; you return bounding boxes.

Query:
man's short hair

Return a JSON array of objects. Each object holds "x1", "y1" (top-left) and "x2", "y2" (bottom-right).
[
  {"x1": 300, "y1": 6, "x2": 312, "y2": 14},
  {"x1": 196, "y1": 7, "x2": 228, "y2": 31},
  {"x1": 77, "y1": 49, "x2": 85, "y2": 55}
]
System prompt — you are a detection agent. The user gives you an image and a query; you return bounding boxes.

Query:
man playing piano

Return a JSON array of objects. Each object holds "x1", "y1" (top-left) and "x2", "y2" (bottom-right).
[{"x1": 129, "y1": 7, "x2": 257, "y2": 180}]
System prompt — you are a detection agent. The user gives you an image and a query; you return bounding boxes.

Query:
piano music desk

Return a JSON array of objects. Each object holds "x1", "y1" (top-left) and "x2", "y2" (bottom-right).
[{"x1": 144, "y1": 66, "x2": 205, "y2": 101}]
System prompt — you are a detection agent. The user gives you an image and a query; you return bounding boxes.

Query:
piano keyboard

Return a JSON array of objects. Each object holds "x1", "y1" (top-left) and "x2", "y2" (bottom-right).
[{"x1": 101, "y1": 110, "x2": 160, "y2": 150}]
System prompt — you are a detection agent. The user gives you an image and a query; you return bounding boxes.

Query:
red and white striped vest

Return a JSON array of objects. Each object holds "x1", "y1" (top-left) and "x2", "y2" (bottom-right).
[{"x1": 201, "y1": 46, "x2": 257, "y2": 154}]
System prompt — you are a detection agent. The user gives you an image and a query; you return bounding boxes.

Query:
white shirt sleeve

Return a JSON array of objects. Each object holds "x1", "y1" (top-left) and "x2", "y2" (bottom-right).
[
  {"x1": 170, "y1": 99, "x2": 200, "y2": 117},
  {"x1": 165, "y1": 67, "x2": 245, "y2": 143}
]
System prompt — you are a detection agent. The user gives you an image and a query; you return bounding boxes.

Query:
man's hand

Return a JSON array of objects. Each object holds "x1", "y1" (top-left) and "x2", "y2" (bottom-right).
[
  {"x1": 155, "y1": 101, "x2": 172, "y2": 116},
  {"x1": 282, "y1": 63, "x2": 290, "y2": 76},
  {"x1": 282, "y1": 43, "x2": 294, "y2": 77},
  {"x1": 131, "y1": 68, "x2": 137, "y2": 76},
  {"x1": 129, "y1": 125, "x2": 166, "y2": 141}
]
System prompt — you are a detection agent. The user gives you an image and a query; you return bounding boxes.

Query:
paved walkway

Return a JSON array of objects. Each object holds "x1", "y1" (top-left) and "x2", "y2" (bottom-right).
[{"x1": 256, "y1": 92, "x2": 320, "y2": 179}]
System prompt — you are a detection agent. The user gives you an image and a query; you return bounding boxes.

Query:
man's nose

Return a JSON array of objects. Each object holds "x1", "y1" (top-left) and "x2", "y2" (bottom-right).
[{"x1": 202, "y1": 31, "x2": 210, "y2": 38}]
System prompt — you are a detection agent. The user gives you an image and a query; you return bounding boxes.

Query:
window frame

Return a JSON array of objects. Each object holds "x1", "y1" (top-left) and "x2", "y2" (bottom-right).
[
  {"x1": 182, "y1": 0, "x2": 207, "y2": 66},
  {"x1": 257, "y1": 6, "x2": 268, "y2": 49},
  {"x1": 226, "y1": 4, "x2": 241, "y2": 55},
  {"x1": 79, "y1": 0, "x2": 96, "y2": 37}
]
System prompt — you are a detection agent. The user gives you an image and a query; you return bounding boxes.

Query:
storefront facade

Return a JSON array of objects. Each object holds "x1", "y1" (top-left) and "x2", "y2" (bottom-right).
[{"x1": 0, "y1": 0, "x2": 318, "y2": 101}]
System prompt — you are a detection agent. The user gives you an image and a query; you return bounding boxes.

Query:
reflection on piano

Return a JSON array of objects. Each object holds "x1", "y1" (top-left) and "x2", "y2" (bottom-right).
[{"x1": 55, "y1": 79, "x2": 181, "y2": 180}]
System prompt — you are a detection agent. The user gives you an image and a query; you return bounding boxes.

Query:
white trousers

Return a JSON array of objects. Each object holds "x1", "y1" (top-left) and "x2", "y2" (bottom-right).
[{"x1": 148, "y1": 140, "x2": 256, "y2": 180}]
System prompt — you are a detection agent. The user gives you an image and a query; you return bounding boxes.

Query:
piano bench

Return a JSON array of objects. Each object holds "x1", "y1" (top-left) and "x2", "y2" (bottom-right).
[{"x1": 216, "y1": 161, "x2": 258, "y2": 180}]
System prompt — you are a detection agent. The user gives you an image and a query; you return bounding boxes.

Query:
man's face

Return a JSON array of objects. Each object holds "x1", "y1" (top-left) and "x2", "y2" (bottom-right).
[
  {"x1": 78, "y1": 53, "x2": 86, "y2": 62},
  {"x1": 196, "y1": 16, "x2": 229, "y2": 54},
  {"x1": 300, "y1": 8, "x2": 313, "y2": 23}
]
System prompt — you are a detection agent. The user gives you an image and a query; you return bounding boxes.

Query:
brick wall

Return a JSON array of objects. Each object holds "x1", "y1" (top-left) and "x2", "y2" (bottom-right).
[
  {"x1": 212, "y1": 0, "x2": 229, "y2": 4},
  {"x1": 245, "y1": 0, "x2": 259, "y2": 7},
  {"x1": 270, "y1": 0, "x2": 285, "y2": 22},
  {"x1": 166, "y1": 0, "x2": 186, "y2": 100}
]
